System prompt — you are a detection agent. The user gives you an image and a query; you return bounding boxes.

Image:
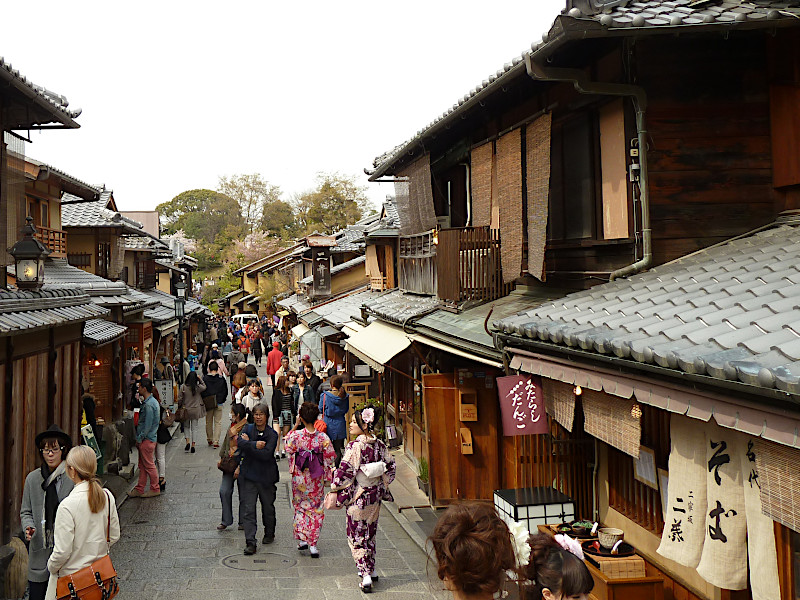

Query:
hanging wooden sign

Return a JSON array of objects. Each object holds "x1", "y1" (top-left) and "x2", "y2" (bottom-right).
[
  {"x1": 460, "y1": 427, "x2": 473, "y2": 454},
  {"x1": 496, "y1": 374, "x2": 547, "y2": 436}
]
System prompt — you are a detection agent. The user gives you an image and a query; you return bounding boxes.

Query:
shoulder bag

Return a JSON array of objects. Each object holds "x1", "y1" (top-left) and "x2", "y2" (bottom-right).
[
  {"x1": 161, "y1": 408, "x2": 175, "y2": 428},
  {"x1": 314, "y1": 394, "x2": 327, "y2": 433},
  {"x1": 174, "y1": 405, "x2": 188, "y2": 423},
  {"x1": 218, "y1": 454, "x2": 238, "y2": 474},
  {"x1": 55, "y1": 490, "x2": 119, "y2": 600}
]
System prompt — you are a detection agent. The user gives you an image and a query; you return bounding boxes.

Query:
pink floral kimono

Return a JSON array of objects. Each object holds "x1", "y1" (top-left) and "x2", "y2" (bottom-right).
[{"x1": 284, "y1": 428, "x2": 336, "y2": 545}]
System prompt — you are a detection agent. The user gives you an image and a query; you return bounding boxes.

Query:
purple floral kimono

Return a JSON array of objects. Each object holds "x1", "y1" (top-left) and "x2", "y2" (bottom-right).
[{"x1": 331, "y1": 435, "x2": 396, "y2": 577}]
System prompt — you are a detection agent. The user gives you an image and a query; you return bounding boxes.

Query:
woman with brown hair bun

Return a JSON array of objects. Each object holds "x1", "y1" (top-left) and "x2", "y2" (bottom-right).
[
  {"x1": 429, "y1": 502, "x2": 517, "y2": 599},
  {"x1": 521, "y1": 532, "x2": 593, "y2": 600}
]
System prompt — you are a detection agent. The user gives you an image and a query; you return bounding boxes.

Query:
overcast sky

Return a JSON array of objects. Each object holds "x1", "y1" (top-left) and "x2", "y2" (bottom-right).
[{"x1": 5, "y1": 1, "x2": 565, "y2": 213}]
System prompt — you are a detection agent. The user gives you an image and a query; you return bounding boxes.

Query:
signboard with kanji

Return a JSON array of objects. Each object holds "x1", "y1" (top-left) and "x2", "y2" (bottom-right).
[
  {"x1": 312, "y1": 246, "x2": 331, "y2": 297},
  {"x1": 496, "y1": 375, "x2": 547, "y2": 436}
]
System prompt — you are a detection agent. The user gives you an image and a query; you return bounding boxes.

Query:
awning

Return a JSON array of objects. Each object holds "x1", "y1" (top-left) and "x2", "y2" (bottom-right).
[
  {"x1": 344, "y1": 321, "x2": 411, "y2": 373},
  {"x1": 278, "y1": 310, "x2": 290, "y2": 317},
  {"x1": 154, "y1": 319, "x2": 179, "y2": 336},
  {"x1": 510, "y1": 350, "x2": 800, "y2": 450},
  {"x1": 301, "y1": 311, "x2": 324, "y2": 327},
  {"x1": 341, "y1": 321, "x2": 365, "y2": 337},
  {"x1": 408, "y1": 333, "x2": 503, "y2": 369},
  {"x1": 292, "y1": 323, "x2": 310, "y2": 338},
  {"x1": 83, "y1": 319, "x2": 128, "y2": 347}
]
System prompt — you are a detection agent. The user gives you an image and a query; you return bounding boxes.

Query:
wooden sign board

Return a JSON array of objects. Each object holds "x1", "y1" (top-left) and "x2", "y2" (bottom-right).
[
  {"x1": 460, "y1": 427, "x2": 473, "y2": 454},
  {"x1": 458, "y1": 389, "x2": 478, "y2": 422}
]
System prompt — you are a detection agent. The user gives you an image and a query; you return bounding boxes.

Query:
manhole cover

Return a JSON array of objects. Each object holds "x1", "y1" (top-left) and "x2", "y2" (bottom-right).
[{"x1": 221, "y1": 553, "x2": 297, "y2": 571}]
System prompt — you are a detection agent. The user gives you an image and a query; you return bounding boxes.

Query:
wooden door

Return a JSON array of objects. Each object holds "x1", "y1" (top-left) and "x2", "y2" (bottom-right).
[{"x1": 424, "y1": 372, "x2": 460, "y2": 504}]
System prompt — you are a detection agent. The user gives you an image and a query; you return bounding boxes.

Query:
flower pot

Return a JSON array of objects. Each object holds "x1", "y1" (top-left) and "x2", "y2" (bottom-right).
[{"x1": 417, "y1": 476, "x2": 429, "y2": 495}]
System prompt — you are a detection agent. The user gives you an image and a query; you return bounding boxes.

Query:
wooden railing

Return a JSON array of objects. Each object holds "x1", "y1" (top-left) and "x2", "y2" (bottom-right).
[
  {"x1": 398, "y1": 231, "x2": 437, "y2": 296},
  {"x1": 436, "y1": 227, "x2": 512, "y2": 305},
  {"x1": 370, "y1": 275, "x2": 389, "y2": 292},
  {"x1": 34, "y1": 225, "x2": 67, "y2": 257}
]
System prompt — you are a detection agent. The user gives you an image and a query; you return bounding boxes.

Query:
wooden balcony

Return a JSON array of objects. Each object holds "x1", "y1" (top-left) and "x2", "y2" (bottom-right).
[
  {"x1": 34, "y1": 225, "x2": 67, "y2": 258},
  {"x1": 436, "y1": 227, "x2": 512, "y2": 305}
]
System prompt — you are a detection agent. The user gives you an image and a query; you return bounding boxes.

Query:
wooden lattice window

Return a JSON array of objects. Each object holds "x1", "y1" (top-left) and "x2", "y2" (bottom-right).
[
  {"x1": 607, "y1": 404, "x2": 671, "y2": 534},
  {"x1": 68, "y1": 253, "x2": 91, "y2": 268}
]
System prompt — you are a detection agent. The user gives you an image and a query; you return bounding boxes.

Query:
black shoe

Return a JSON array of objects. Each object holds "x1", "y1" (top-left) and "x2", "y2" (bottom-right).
[
  {"x1": 184, "y1": 443, "x2": 190, "y2": 452},
  {"x1": 244, "y1": 544, "x2": 256, "y2": 556},
  {"x1": 190, "y1": 446, "x2": 196, "y2": 454},
  {"x1": 297, "y1": 543, "x2": 308, "y2": 551},
  {"x1": 159, "y1": 479, "x2": 166, "y2": 492},
  {"x1": 237, "y1": 525, "x2": 244, "y2": 531},
  {"x1": 262, "y1": 535, "x2": 275, "y2": 544}
]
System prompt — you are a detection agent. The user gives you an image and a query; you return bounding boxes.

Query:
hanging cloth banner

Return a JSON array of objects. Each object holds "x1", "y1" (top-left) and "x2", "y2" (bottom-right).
[
  {"x1": 496, "y1": 375, "x2": 548, "y2": 436},
  {"x1": 657, "y1": 413, "x2": 708, "y2": 568},
  {"x1": 696, "y1": 420, "x2": 747, "y2": 591},
  {"x1": 739, "y1": 436, "x2": 780, "y2": 600}
]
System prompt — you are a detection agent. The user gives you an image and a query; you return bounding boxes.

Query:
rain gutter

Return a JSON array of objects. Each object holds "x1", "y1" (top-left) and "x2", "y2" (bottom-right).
[{"x1": 524, "y1": 50, "x2": 651, "y2": 281}]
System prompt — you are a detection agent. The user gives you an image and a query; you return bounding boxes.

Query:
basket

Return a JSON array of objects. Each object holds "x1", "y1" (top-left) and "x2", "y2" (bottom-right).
[{"x1": 598, "y1": 527, "x2": 624, "y2": 549}]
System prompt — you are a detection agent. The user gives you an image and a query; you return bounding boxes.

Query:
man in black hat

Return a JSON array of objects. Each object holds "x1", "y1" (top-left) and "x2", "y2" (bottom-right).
[{"x1": 20, "y1": 425, "x2": 74, "y2": 600}]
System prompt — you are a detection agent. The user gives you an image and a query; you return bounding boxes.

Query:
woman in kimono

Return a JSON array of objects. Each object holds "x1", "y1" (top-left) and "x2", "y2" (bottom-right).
[
  {"x1": 283, "y1": 402, "x2": 335, "y2": 557},
  {"x1": 327, "y1": 406, "x2": 396, "y2": 593}
]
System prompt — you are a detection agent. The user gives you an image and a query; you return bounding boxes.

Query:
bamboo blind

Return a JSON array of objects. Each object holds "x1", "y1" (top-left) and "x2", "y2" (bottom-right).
[
  {"x1": 582, "y1": 389, "x2": 641, "y2": 459},
  {"x1": 543, "y1": 379, "x2": 576, "y2": 432},
  {"x1": 755, "y1": 438, "x2": 800, "y2": 534},
  {"x1": 471, "y1": 141, "x2": 493, "y2": 228},
  {"x1": 496, "y1": 129, "x2": 522, "y2": 284},
  {"x1": 526, "y1": 113, "x2": 552, "y2": 281},
  {"x1": 398, "y1": 155, "x2": 437, "y2": 235}
]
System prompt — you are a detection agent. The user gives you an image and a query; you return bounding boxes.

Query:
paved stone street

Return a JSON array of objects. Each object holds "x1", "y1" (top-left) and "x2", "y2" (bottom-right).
[{"x1": 111, "y1": 362, "x2": 447, "y2": 600}]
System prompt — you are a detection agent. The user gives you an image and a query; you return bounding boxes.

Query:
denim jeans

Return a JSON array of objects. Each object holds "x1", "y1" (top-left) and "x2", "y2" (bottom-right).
[
  {"x1": 240, "y1": 478, "x2": 276, "y2": 545},
  {"x1": 220, "y1": 472, "x2": 242, "y2": 527}
]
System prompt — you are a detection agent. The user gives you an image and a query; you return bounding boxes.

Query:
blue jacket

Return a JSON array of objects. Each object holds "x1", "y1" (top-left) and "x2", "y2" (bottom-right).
[
  {"x1": 319, "y1": 390, "x2": 349, "y2": 441},
  {"x1": 136, "y1": 394, "x2": 160, "y2": 443},
  {"x1": 237, "y1": 423, "x2": 279, "y2": 485}
]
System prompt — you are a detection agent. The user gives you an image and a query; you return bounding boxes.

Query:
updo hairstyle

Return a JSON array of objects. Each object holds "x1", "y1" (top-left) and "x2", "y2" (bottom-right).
[
  {"x1": 521, "y1": 533, "x2": 594, "y2": 600},
  {"x1": 429, "y1": 502, "x2": 516, "y2": 597}
]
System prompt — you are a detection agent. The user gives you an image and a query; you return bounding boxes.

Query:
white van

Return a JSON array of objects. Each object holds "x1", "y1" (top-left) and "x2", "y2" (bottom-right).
[{"x1": 232, "y1": 313, "x2": 259, "y2": 327}]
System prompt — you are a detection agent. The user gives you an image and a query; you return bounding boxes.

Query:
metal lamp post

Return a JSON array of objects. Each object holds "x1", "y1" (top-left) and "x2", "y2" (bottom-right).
[{"x1": 175, "y1": 278, "x2": 186, "y2": 384}]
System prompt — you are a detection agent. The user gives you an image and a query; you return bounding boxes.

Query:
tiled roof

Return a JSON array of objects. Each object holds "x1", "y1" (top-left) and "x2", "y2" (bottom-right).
[
  {"x1": 277, "y1": 293, "x2": 311, "y2": 313},
  {"x1": 61, "y1": 193, "x2": 144, "y2": 233},
  {"x1": 125, "y1": 236, "x2": 171, "y2": 253},
  {"x1": 83, "y1": 318, "x2": 128, "y2": 346},
  {"x1": 332, "y1": 227, "x2": 366, "y2": 253},
  {"x1": 42, "y1": 259, "x2": 137, "y2": 307},
  {"x1": 0, "y1": 287, "x2": 108, "y2": 335},
  {"x1": 305, "y1": 288, "x2": 381, "y2": 327},
  {"x1": 368, "y1": 0, "x2": 800, "y2": 180},
  {"x1": 299, "y1": 256, "x2": 366, "y2": 285},
  {"x1": 493, "y1": 220, "x2": 800, "y2": 395},
  {"x1": 123, "y1": 286, "x2": 161, "y2": 314},
  {"x1": 362, "y1": 289, "x2": 441, "y2": 325},
  {"x1": 27, "y1": 158, "x2": 100, "y2": 198},
  {"x1": 0, "y1": 56, "x2": 82, "y2": 126},
  {"x1": 140, "y1": 289, "x2": 211, "y2": 322},
  {"x1": 416, "y1": 290, "x2": 562, "y2": 351},
  {"x1": 223, "y1": 288, "x2": 244, "y2": 300}
]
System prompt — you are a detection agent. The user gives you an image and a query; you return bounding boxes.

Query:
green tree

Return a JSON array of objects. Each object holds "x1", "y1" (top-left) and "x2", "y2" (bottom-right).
[
  {"x1": 157, "y1": 189, "x2": 243, "y2": 244},
  {"x1": 218, "y1": 173, "x2": 285, "y2": 234},
  {"x1": 293, "y1": 172, "x2": 374, "y2": 235}
]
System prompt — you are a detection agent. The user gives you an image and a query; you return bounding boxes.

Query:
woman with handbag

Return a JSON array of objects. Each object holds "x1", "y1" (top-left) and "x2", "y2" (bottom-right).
[
  {"x1": 318, "y1": 376, "x2": 349, "y2": 466},
  {"x1": 284, "y1": 402, "x2": 335, "y2": 557},
  {"x1": 326, "y1": 406, "x2": 395, "y2": 593},
  {"x1": 45, "y1": 446, "x2": 120, "y2": 600},
  {"x1": 178, "y1": 371, "x2": 207, "y2": 454},
  {"x1": 271, "y1": 376, "x2": 294, "y2": 460},
  {"x1": 155, "y1": 405, "x2": 173, "y2": 492},
  {"x1": 217, "y1": 404, "x2": 247, "y2": 531}
]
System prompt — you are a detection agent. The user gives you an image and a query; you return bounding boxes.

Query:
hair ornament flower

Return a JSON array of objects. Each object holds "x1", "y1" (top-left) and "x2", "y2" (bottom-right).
[
  {"x1": 554, "y1": 533, "x2": 585, "y2": 561},
  {"x1": 361, "y1": 407, "x2": 375, "y2": 425},
  {"x1": 508, "y1": 521, "x2": 532, "y2": 567}
]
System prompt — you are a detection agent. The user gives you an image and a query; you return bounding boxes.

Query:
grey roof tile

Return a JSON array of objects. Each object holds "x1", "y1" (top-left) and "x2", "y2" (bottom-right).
[
  {"x1": 83, "y1": 318, "x2": 128, "y2": 346},
  {"x1": 494, "y1": 222, "x2": 800, "y2": 395}
]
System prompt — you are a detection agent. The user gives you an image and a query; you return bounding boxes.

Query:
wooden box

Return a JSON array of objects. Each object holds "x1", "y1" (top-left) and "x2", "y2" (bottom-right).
[
  {"x1": 460, "y1": 427, "x2": 473, "y2": 454},
  {"x1": 458, "y1": 389, "x2": 478, "y2": 421}
]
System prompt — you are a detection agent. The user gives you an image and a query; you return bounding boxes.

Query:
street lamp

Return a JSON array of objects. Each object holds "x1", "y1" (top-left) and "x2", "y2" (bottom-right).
[
  {"x1": 11, "y1": 217, "x2": 50, "y2": 291},
  {"x1": 175, "y1": 278, "x2": 186, "y2": 383}
]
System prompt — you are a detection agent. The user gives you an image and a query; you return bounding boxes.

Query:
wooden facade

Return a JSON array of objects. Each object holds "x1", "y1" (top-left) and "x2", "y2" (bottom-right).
[{"x1": 0, "y1": 324, "x2": 82, "y2": 544}]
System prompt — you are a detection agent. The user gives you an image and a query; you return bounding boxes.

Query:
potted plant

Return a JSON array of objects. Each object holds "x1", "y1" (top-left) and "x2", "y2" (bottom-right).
[{"x1": 417, "y1": 457, "x2": 429, "y2": 495}]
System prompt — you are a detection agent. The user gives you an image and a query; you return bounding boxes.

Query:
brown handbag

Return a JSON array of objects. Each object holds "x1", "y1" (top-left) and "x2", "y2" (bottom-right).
[{"x1": 56, "y1": 491, "x2": 118, "y2": 600}]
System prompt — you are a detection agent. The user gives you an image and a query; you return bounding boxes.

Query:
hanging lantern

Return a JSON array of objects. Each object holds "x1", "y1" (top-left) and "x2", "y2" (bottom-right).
[{"x1": 10, "y1": 217, "x2": 49, "y2": 291}]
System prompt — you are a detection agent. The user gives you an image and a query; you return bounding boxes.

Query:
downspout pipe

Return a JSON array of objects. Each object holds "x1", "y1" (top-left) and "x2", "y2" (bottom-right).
[{"x1": 524, "y1": 54, "x2": 652, "y2": 281}]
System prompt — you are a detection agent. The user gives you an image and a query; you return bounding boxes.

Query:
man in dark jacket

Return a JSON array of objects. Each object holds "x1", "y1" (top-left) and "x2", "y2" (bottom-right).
[
  {"x1": 237, "y1": 403, "x2": 278, "y2": 555},
  {"x1": 202, "y1": 360, "x2": 228, "y2": 447}
]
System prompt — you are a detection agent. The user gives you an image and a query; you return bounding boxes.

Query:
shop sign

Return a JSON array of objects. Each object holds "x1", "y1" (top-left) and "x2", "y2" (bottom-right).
[{"x1": 497, "y1": 375, "x2": 547, "y2": 436}]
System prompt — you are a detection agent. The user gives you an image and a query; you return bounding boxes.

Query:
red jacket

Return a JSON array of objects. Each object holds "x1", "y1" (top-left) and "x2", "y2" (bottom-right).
[{"x1": 266, "y1": 347, "x2": 283, "y2": 375}]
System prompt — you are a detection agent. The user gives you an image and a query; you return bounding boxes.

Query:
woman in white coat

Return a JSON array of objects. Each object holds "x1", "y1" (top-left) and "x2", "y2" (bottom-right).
[{"x1": 45, "y1": 446, "x2": 120, "y2": 600}]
